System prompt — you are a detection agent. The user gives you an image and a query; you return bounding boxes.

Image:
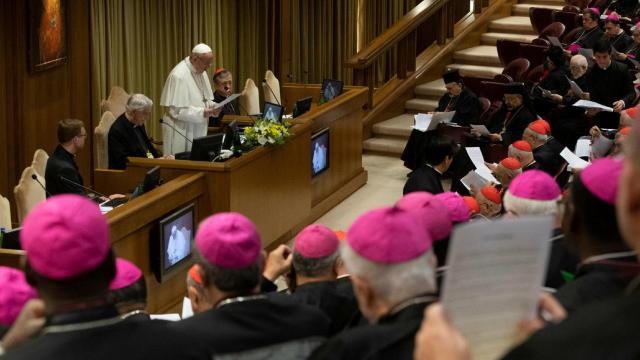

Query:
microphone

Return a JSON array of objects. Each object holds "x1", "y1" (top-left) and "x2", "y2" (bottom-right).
[
  {"x1": 59, "y1": 175, "x2": 109, "y2": 199},
  {"x1": 31, "y1": 174, "x2": 51, "y2": 197},
  {"x1": 262, "y1": 79, "x2": 282, "y2": 107},
  {"x1": 159, "y1": 119, "x2": 192, "y2": 144}
]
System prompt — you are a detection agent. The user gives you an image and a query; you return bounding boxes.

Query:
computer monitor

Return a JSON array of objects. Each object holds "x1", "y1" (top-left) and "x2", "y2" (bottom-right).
[
  {"x1": 222, "y1": 120, "x2": 239, "y2": 150},
  {"x1": 293, "y1": 96, "x2": 313, "y2": 118},
  {"x1": 311, "y1": 128, "x2": 330, "y2": 177},
  {"x1": 130, "y1": 165, "x2": 161, "y2": 200},
  {"x1": 320, "y1": 79, "x2": 343, "y2": 101},
  {"x1": 263, "y1": 102, "x2": 284, "y2": 123},
  {"x1": 190, "y1": 134, "x2": 224, "y2": 161},
  {"x1": 152, "y1": 203, "x2": 195, "y2": 282},
  {"x1": 0, "y1": 228, "x2": 21, "y2": 250}
]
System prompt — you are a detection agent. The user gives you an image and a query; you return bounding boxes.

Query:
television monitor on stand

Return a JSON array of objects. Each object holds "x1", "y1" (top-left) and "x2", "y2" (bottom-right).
[
  {"x1": 190, "y1": 134, "x2": 224, "y2": 161},
  {"x1": 222, "y1": 120, "x2": 240, "y2": 150},
  {"x1": 151, "y1": 203, "x2": 195, "y2": 283},
  {"x1": 292, "y1": 96, "x2": 313, "y2": 118},
  {"x1": 129, "y1": 165, "x2": 162, "y2": 200},
  {"x1": 262, "y1": 102, "x2": 284, "y2": 123},
  {"x1": 320, "y1": 79, "x2": 343, "y2": 102},
  {"x1": 311, "y1": 128, "x2": 330, "y2": 177}
]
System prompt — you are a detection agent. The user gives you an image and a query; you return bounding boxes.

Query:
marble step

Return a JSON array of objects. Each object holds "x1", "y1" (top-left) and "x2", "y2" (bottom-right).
[
  {"x1": 489, "y1": 16, "x2": 535, "y2": 34},
  {"x1": 512, "y1": 3, "x2": 564, "y2": 16},
  {"x1": 372, "y1": 114, "x2": 415, "y2": 137},
  {"x1": 481, "y1": 32, "x2": 539, "y2": 45},
  {"x1": 415, "y1": 79, "x2": 446, "y2": 98},
  {"x1": 405, "y1": 98, "x2": 439, "y2": 112},
  {"x1": 444, "y1": 63, "x2": 504, "y2": 79},
  {"x1": 453, "y1": 45, "x2": 501, "y2": 67},
  {"x1": 363, "y1": 136, "x2": 407, "y2": 156}
]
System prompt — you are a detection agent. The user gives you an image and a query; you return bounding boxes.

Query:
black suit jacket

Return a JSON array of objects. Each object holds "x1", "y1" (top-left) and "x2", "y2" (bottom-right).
[
  {"x1": 45, "y1": 145, "x2": 85, "y2": 196},
  {"x1": 487, "y1": 105, "x2": 536, "y2": 146},
  {"x1": 587, "y1": 60, "x2": 636, "y2": 128},
  {"x1": 403, "y1": 165, "x2": 444, "y2": 195},
  {"x1": 108, "y1": 114, "x2": 159, "y2": 170},
  {"x1": 533, "y1": 137, "x2": 565, "y2": 176},
  {"x1": 436, "y1": 87, "x2": 482, "y2": 126}
]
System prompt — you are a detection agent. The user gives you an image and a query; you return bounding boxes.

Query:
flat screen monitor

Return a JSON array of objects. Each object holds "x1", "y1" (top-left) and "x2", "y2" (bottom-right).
[
  {"x1": 190, "y1": 134, "x2": 223, "y2": 161},
  {"x1": 293, "y1": 96, "x2": 313, "y2": 118},
  {"x1": 321, "y1": 79, "x2": 343, "y2": 101},
  {"x1": 263, "y1": 102, "x2": 284, "y2": 123},
  {"x1": 222, "y1": 120, "x2": 239, "y2": 150},
  {"x1": 152, "y1": 203, "x2": 195, "y2": 282},
  {"x1": 311, "y1": 128, "x2": 330, "y2": 177},
  {"x1": 0, "y1": 228, "x2": 21, "y2": 250},
  {"x1": 130, "y1": 166, "x2": 161, "y2": 200}
]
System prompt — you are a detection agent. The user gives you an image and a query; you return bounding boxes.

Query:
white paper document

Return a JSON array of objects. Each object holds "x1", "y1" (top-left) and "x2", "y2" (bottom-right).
[
  {"x1": 572, "y1": 100, "x2": 613, "y2": 112},
  {"x1": 412, "y1": 113, "x2": 434, "y2": 132},
  {"x1": 466, "y1": 147, "x2": 498, "y2": 183},
  {"x1": 470, "y1": 125, "x2": 491, "y2": 136},
  {"x1": 434, "y1": 111, "x2": 456, "y2": 123},
  {"x1": 213, "y1": 93, "x2": 241, "y2": 109},
  {"x1": 461, "y1": 170, "x2": 490, "y2": 192},
  {"x1": 441, "y1": 216, "x2": 553, "y2": 360},
  {"x1": 150, "y1": 313, "x2": 182, "y2": 321},
  {"x1": 591, "y1": 135, "x2": 614, "y2": 159},
  {"x1": 182, "y1": 296, "x2": 194, "y2": 319},
  {"x1": 574, "y1": 137, "x2": 591, "y2": 158},
  {"x1": 567, "y1": 79, "x2": 583, "y2": 98},
  {"x1": 560, "y1": 147, "x2": 590, "y2": 171}
]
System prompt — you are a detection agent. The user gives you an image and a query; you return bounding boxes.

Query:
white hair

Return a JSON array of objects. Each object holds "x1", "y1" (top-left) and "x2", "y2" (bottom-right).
[
  {"x1": 570, "y1": 54, "x2": 588, "y2": 68},
  {"x1": 503, "y1": 191, "x2": 561, "y2": 216},
  {"x1": 524, "y1": 127, "x2": 548, "y2": 141},
  {"x1": 340, "y1": 243, "x2": 436, "y2": 305},
  {"x1": 508, "y1": 147, "x2": 533, "y2": 165},
  {"x1": 126, "y1": 94, "x2": 153, "y2": 111}
]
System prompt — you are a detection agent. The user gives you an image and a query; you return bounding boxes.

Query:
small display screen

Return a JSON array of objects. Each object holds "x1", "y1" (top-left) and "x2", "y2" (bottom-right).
[
  {"x1": 161, "y1": 206, "x2": 194, "y2": 270},
  {"x1": 312, "y1": 128, "x2": 330, "y2": 177}
]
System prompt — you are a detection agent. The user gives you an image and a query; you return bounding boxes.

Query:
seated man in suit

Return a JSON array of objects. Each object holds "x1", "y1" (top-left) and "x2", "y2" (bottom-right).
[
  {"x1": 404, "y1": 135, "x2": 458, "y2": 195},
  {"x1": 209, "y1": 68, "x2": 238, "y2": 127},
  {"x1": 480, "y1": 83, "x2": 536, "y2": 146},
  {"x1": 45, "y1": 119, "x2": 89, "y2": 196},
  {"x1": 566, "y1": 7, "x2": 604, "y2": 53},
  {"x1": 533, "y1": 46, "x2": 570, "y2": 117},
  {"x1": 108, "y1": 94, "x2": 171, "y2": 170}
]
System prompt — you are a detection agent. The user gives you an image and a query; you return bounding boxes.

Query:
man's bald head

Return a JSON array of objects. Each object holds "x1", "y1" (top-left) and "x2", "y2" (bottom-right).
[{"x1": 570, "y1": 55, "x2": 588, "y2": 79}]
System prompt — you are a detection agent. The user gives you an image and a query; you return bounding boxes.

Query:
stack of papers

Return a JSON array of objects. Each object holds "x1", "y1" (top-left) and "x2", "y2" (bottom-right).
[
  {"x1": 560, "y1": 147, "x2": 590, "y2": 171},
  {"x1": 572, "y1": 100, "x2": 613, "y2": 112},
  {"x1": 441, "y1": 216, "x2": 553, "y2": 360},
  {"x1": 412, "y1": 112, "x2": 456, "y2": 132},
  {"x1": 591, "y1": 135, "x2": 614, "y2": 159},
  {"x1": 466, "y1": 147, "x2": 499, "y2": 183},
  {"x1": 574, "y1": 137, "x2": 591, "y2": 158}
]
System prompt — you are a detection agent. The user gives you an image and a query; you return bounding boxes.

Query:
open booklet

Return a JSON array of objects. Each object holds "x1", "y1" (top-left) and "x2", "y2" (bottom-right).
[
  {"x1": 213, "y1": 93, "x2": 241, "y2": 109},
  {"x1": 412, "y1": 111, "x2": 456, "y2": 132},
  {"x1": 441, "y1": 216, "x2": 553, "y2": 360},
  {"x1": 572, "y1": 100, "x2": 613, "y2": 112}
]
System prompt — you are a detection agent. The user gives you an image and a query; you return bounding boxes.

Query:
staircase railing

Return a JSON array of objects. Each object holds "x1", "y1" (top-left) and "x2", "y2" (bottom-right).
[{"x1": 345, "y1": 0, "x2": 491, "y2": 109}]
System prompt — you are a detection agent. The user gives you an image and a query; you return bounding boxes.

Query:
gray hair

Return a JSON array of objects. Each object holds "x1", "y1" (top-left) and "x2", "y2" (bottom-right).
[
  {"x1": 126, "y1": 94, "x2": 153, "y2": 112},
  {"x1": 195, "y1": 250, "x2": 262, "y2": 294},
  {"x1": 340, "y1": 243, "x2": 436, "y2": 305},
  {"x1": 570, "y1": 55, "x2": 588, "y2": 69},
  {"x1": 292, "y1": 250, "x2": 338, "y2": 278},
  {"x1": 503, "y1": 191, "x2": 561, "y2": 216}
]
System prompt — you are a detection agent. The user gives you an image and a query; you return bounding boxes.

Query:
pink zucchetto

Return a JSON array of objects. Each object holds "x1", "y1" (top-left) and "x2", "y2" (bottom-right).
[
  {"x1": 195, "y1": 212, "x2": 261, "y2": 269},
  {"x1": 20, "y1": 195, "x2": 110, "y2": 280},
  {"x1": 0, "y1": 267, "x2": 37, "y2": 326},
  {"x1": 347, "y1": 206, "x2": 432, "y2": 264},
  {"x1": 294, "y1": 224, "x2": 340, "y2": 259},
  {"x1": 568, "y1": 43, "x2": 582, "y2": 53},
  {"x1": 579, "y1": 157, "x2": 623, "y2": 205},
  {"x1": 109, "y1": 258, "x2": 143, "y2": 290},
  {"x1": 503, "y1": 170, "x2": 562, "y2": 216},
  {"x1": 396, "y1": 192, "x2": 453, "y2": 241},
  {"x1": 434, "y1": 192, "x2": 471, "y2": 223}
]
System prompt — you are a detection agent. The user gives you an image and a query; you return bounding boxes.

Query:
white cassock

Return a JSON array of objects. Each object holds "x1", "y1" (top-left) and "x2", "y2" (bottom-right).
[{"x1": 160, "y1": 57, "x2": 215, "y2": 155}]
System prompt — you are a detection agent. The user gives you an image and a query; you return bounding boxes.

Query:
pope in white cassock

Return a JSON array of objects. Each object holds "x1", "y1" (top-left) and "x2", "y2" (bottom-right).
[{"x1": 160, "y1": 43, "x2": 222, "y2": 155}]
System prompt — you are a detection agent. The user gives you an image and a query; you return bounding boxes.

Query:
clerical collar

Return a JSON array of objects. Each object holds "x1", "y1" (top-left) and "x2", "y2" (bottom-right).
[
  {"x1": 216, "y1": 294, "x2": 267, "y2": 309},
  {"x1": 582, "y1": 251, "x2": 637, "y2": 265},
  {"x1": 43, "y1": 305, "x2": 122, "y2": 334},
  {"x1": 387, "y1": 294, "x2": 437, "y2": 317},
  {"x1": 425, "y1": 163, "x2": 443, "y2": 175}
]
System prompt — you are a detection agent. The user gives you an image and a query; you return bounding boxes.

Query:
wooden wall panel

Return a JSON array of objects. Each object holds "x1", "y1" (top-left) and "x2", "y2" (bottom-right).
[{"x1": 0, "y1": 0, "x2": 92, "y2": 221}]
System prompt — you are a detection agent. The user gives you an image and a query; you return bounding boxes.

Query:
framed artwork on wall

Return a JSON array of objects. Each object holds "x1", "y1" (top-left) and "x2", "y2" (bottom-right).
[{"x1": 29, "y1": 0, "x2": 67, "y2": 72}]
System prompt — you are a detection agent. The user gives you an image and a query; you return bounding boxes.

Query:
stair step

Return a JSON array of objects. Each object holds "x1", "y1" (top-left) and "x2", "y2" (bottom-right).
[
  {"x1": 373, "y1": 114, "x2": 415, "y2": 137},
  {"x1": 444, "y1": 63, "x2": 504, "y2": 79},
  {"x1": 481, "y1": 32, "x2": 538, "y2": 45},
  {"x1": 405, "y1": 98, "x2": 439, "y2": 112},
  {"x1": 519, "y1": 0, "x2": 565, "y2": 5},
  {"x1": 489, "y1": 16, "x2": 535, "y2": 34},
  {"x1": 415, "y1": 79, "x2": 446, "y2": 97},
  {"x1": 512, "y1": 3, "x2": 563, "y2": 16},
  {"x1": 453, "y1": 45, "x2": 501, "y2": 66},
  {"x1": 363, "y1": 136, "x2": 407, "y2": 156}
]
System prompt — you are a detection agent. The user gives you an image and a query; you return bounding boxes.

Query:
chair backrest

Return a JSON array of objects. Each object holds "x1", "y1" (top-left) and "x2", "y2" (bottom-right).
[
  {"x1": 562, "y1": 5, "x2": 581, "y2": 13},
  {"x1": 482, "y1": 144, "x2": 509, "y2": 164},
  {"x1": 262, "y1": 70, "x2": 281, "y2": 106},
  {"x1": 31, "y1": 149, "x2": 49, "y2": 179},
  {"x1": 240, "y1": 79, "x2": 260, "y2": 116},
  {"x1": 561, "y1": 27, "x2": 582, "y2": 44},
  {"x1": 539, "y1": 22, "x2": 566, "y2": 40},
  {"x1": 13, "y1": 166, "x2": 46, "y2": 224},
  {"x1": 100, "y1": 86, "x2": 130, "y2": 118},
  {"x1": 552, "y1": 11, "x2": 580, "y2": 33},
  {"x1": 567, "y1": 0, "x2": 588, "y2": 9},
  {"x1": 0, "y1": 194, "x2": 11, "y2": 230},
  {"x1": 496, "y1": 39, "x2": 526, "y2": 66},
  {"x1": 479, "y1": 97, "x2": 491, "y2": 114},
  {"x1": 502, "y1": 58, "x2": 531, "y2": 82},
  {"x1": 532, "y1": 38, "x2": 551, "y2": 47},
  {"x1": 479, "y1": 81, "x2": 507, "y2": 103},
  {"x1": 519, "y1": 44, "x2": 548, "y2": 69},
  {"x1": 526, "y1": 64, "x2": 546, "y2": 83},
  {"x1": 94, "y1": 111, "x2": 117, "y2": 169},
  {"x1": 461, "y1": 76, "x2": 486, "y2": 96},
  {"x1": 529, "y1": 7, "x2": 555, "y2": 34}
]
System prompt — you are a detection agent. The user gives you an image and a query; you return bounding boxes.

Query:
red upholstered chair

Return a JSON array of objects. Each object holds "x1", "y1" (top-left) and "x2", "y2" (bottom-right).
[
  {"x1": 496, "y1": 39, "x2": 525, "y2": 66},
  {"x1": 461, "y1": 76, "x2": 486, "y2": 96},
  {"x1": 553, "y1": 11, "x2": 581, "y2": 33},
  {"x1": 539, "y1": 22, "x2": 566, "y2": 41},
  {"x1": 499, "y1": 58, "x2": 531, "y2": 82},
  {"x1": 476, "y1": 97, "x2": 492, "y2": 125},
  {"x1": 529, "y1": 7, "x2": 555, "y2": 34},
  {"x1": 519, "y1": 44, "x2": 548, "y2": 69},
  {"x1": 532, "y1": 38, "x2": 551, "y2": 47},
  {"x1": 526, "y1": 64, "x2": 546, "y2": 83},
  {"x1": 561, "y1": 27, "x2": 582, "y2": 45},
  {"x1": 562, "y1": 5, "x2": 581, "y2": 13},
  {"x1": 479, "y1": 81, "x2": 507, "y2": 103}
]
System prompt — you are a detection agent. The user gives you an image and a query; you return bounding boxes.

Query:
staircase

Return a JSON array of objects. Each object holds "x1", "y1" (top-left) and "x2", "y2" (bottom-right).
[{"x1": 363, "y1": 0, "x2": 565, "y2": 156}]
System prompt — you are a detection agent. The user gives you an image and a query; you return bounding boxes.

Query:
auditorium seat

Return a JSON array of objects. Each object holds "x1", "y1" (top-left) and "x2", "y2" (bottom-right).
[
  {"x1": 552, "y1": 11, "x2": 580, "y2": 33},
  {"x1": 526, "y1": 64, "x2": 546, "y2": 83},
  {"x1": 94, "y1": 111, "x2": 116, "y2": 169},
  {"x1": 13, "y1": 166, "x2": 46, "y2": 224},
  {"x1": 478, "y1": 81, "x2": 507, "y2": 103},
  {"x1": 0, "y1": 194, "x2": 11, "y2": 230},
  {"x1": 482, "y1": 144, "x2": 509, "y2": 164},
  {"x1": 538, "y1": 22, "x2": 566, "y2": 41},
  {"x1": 497, "y1": 58, "x2": 530, "y2": 82},
  {"x1": 519, "y1": 44, "x2": 548, "y2": 69},
  {"x1": 496, "y1": 39, "x2": 526, "y2": 66},
  {"x1": 561, "y1": 27, "x2": 582, "y2": 45},
  {"x1": 240, "y1": 78, "x2": 260, "y2": 116},
  {"x1": 263, "y1": 70, "x2": 281, "y2": 105},
  {"x1": 100, "y1": 86, "x2": 130, "y2": 118},
  {"x1": 529, "y1": 8, "x2": 555, "y2": 35},
  {"x1": 31, "y1": 149, "x2": 49, "y2": 179}
]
